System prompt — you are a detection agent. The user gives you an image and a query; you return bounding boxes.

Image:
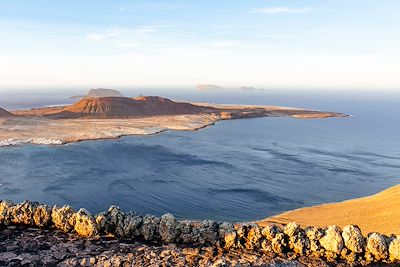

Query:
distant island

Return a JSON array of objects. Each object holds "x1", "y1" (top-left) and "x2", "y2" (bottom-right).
[
  {"x1": 240, "y1": 86, "x2": 256, "y2": 91},
  {"x1": 195, "y1": 84, "x2": 224, "y2": 91},
  {"x1": 69, "y1": 88, "x2": 124, "y2": 99},
  {"x1": 0, "y1": 89, "x2": 347, "y2": 146}
]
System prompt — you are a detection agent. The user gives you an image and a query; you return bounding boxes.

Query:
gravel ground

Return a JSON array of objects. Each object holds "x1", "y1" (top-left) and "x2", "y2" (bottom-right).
[{"x1": 0, "y1": 226, "x2": 332, "y2": 267}]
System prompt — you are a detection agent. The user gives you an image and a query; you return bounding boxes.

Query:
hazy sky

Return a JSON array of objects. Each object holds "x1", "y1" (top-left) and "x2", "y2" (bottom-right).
[{"x1": 0, "y1": 0, "x2": 399, "y2": 90}]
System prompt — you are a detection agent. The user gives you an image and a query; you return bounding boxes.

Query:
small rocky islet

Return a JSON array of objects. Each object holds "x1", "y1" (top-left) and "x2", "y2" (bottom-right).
[{"x1": 1, "y1": 200, "x2": 400, "y2": 266}]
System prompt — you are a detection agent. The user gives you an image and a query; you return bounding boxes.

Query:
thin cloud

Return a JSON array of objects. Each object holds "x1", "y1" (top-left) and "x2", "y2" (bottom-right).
[
  {"x1": 251, "y1": 7, "x2": 314, "y2": 14},
  {"x1": 118, "y1": 1, "x2": 186, "y2": 12}
]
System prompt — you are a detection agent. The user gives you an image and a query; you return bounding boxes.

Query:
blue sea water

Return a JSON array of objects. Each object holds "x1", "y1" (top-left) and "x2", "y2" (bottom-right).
[{"x1": 0, "y1": 89, "x2": 399, "y2": 221}]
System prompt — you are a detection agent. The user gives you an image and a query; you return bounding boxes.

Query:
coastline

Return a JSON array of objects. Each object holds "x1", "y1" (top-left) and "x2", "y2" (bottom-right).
[{"x1": 0, "y1": 102, "x2": 347, "y2": 148}]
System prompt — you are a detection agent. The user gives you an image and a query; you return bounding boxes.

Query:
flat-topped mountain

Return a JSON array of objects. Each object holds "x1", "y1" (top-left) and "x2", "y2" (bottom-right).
[
  {"x1": 70, "y1": 88, "x2": 124, "y2": 99},
  {"x1": 0, "y1": 107, "x2": 14, "y2": 117},
  {"x1": 50, "y1": 96, "x2": 213, "y2": 119},
  {"x1": 196, "y1": 84, "x2": 224, "y2": 91},
  {"x1": 87, "y1": 88, "x2": 124, "y2": 98}
]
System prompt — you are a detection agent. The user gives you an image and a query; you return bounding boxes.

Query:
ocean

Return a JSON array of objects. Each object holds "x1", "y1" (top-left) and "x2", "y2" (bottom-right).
[{"x1": 0, "y1": 89, "x2": 399, "y2": 222}]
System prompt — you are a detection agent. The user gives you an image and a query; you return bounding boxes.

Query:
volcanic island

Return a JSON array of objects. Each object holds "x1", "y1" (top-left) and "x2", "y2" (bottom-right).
[{"x1": 0, "y1": 89, "x2": 346, "y2": 147}]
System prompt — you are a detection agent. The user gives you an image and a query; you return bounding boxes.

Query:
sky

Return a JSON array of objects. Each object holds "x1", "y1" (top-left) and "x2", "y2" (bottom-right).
[{"x1": 0, "y1": 0, "x2": 399, "y2": 91}]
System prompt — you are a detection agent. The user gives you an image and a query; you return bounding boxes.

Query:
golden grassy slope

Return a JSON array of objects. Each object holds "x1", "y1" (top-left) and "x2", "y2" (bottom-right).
[{"x1": 258, "y1": 184, "x2": 400, "y2": 235}]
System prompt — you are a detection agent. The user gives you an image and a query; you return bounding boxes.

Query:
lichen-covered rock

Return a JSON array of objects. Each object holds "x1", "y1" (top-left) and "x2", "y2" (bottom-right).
[
  {"x1": 159, "y1": 213, "x2": 179, "y2": 243},
  {"x1": 389, "y1": 237, "x2": 400, "y2": 262},
  {"x1": 234, "y1": 223, "x2": 249, "y2": 249},
  {"x1": 305, "y1": 226, "x2": 324, "y2": 241},
  {"x1": 262, "y1": 225, "x2": 281, "y2": 240},
  {"x1": 141, "y1": 215, "x2": 160, "y2": 241},
  {"x1": 120, "y1": 212, "x2": 142, "y2": 238},
  {"x1": 319, "y1": 225, "x2": 344, "y2": 254},
  {"x1": 218, "y1": 222, "x2": 234, "y2": 241},
  {"x1": 367, "y1": 233, "x2": 388, "y2": 260},
  {"x1": 33, "y1": 204, "x2": 51, "y2": 227},
  {"x1": 304, "y1": 226, "x2": 324, "y2": 256},
  {"x1": 271, "y1": 232, "x2": 287, "y2": 254},
  {"x1": 51, "y1": 205, "x2": 75, "y2": 232},
  {"x1": 218, "y1": 222, "x2": 235, "y2": 248},
  {"x1": 340, "y1": 248, "x2": 358, "y2": 263},
  {"x1": 177, "y1": 221, "x2": 194, "y2": 244},
  {"x1": 342, "y1": 225, "x2": 365, "y2": 253},
  {"x1": 0, "y1": 200, "x2": 14, "y2": 225},
  {"x1": 261, "y1": 239, "x2": 273, "y2": 253},
  {"x1": 289, "y1": 232, "x2": 309, "y2": 256},
  {"x1": 224, "y1": 230, "x2": 237, "y2": 250},
  {"x1": 198, "y1": 220, "x2": 219, "y2": 245},
  {"x1": 71, "y1": 208, "x2": 98, "y2": 237},
  {"x1": 96, "y1": 206, "x2": 124, "y2": 235},
  {"x1": 245, "y1": 223, "x2": 262, "y2": 250},
  {"x1": 8, "y1": 201, "x2": 38, "y2": 225},
  {"x1": 284, "y1": 222, "x2": 301, "y2": 237}
]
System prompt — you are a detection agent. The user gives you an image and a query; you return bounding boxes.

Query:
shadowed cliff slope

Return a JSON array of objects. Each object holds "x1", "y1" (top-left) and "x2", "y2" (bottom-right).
[{"x1": 0, "y1": 107, "x2": 14, "y2": 117}]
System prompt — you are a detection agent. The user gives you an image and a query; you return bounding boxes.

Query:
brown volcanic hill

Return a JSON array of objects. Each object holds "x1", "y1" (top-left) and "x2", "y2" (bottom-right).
[
  {"x1": 49, "y1": 96, "x2": 214, "y2": 119},
  {"x1": 0, "y1": 107, "x2": 14, "y2": 117}
]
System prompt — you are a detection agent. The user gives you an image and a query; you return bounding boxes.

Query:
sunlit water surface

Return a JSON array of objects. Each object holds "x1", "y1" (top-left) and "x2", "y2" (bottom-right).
[{"x1": 0, "y1": 90, "x2": 399, "y2": 221}]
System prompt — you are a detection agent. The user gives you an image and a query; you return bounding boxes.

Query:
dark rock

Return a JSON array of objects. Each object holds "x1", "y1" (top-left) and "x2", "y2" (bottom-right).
[
  {"x1": 159, "y1": 213, "x2": 179, "y2": 243},
  {"x1": 141, "y1": 215, "x2": 160, "y2": 241}
]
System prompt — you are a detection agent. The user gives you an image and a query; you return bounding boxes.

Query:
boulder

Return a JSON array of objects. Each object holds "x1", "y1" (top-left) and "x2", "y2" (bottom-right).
[
  {"x1": 198, "y1": 220, "x2": 219, "y2": 245},
  {"x1": 0, "y1": 200, "x2": 14, "y2": 225},
  {"x1": 261, "y1": 225, "x2": 282, "y2": 240},
  {"x1": 284, "y1": 222, "x2": 301, "y2": 237},
  {"x1": 71, "y1": 208, "x2": 99, "y2": 237},
  {"x1": 224, "y1": 230, "x2": 237, "y2": 250},
  {"x1": 51, "y1": 205, "x2": 76, "y2": 232},
  {"x1": 159, "y1": 213, "x2": 179, "y2": 243},
  {"x1": 342, "y1": 225, "x2": 365, "y2": 253},
  {"x1": 120, "y1": 212, "x2": 142, "y2": 238},
  {"x1": 389, "y1": 237, "x2": 400, "y2": 262},
  {"x1": 261, "y1": 239, "x2": 273, "y2": 253},
  {"x1": 8, "y1": 201, "x2": 38, "y2": 225},
  {"x1": 177, "y1": 221, "x2": 194, "y2": 244},
  {"x1": 367, "y1": 233, "x2": 388, "y2": 260},
  {"x1": 33, "y1": 204, "x2": 52, "y2": 227},
  {"x1": 244, "y1": 223, "x2": 262, "y2": 250},
  {"x1": 96, "y1": 206, "x2": 125, "y2": 235},
  {"x1": 271, "y1": 233, "x2": 287, "y2": 254},
  {"x1": 305, "y1": 226, "x2": 324, "y2": 241},
  {"x1": 141, "y1": 215, "x2": 160, "y2": 241},
  {"x1": 218, "y1": 222, "x2": 235, "y2": 242},
  {"x1": 319, "y1": 225, "x2": 344, "y2": 254},
  {"x1": 305, "y1": 226, "x2": 324, "y2": 255},
  {"x1": 288, "y1": 232, "x2": 309, "y2": 256}
]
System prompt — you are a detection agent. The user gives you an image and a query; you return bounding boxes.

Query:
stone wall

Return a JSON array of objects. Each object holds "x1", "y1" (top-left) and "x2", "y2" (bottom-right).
[{"x1": 1, "y1": 200, "x2": 399, "y2": 265}]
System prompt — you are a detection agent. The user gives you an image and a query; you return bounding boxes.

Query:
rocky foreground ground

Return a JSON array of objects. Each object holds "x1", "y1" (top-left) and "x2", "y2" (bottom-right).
[
  {"x1": 0, "y1": 226, "x2": 324, "y2": 267},
  {"x1": 1, "y1": 200, "x2": 400, "y2": 266}
]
